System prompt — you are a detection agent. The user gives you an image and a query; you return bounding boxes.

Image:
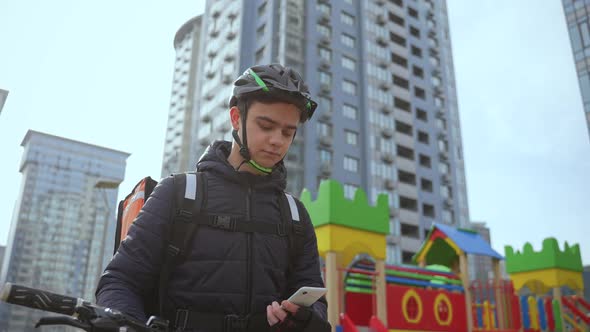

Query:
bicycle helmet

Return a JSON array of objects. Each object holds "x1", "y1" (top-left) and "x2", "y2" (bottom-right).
[{"x1": 229, "y1": 64, "x2": 317, "y2": 174}]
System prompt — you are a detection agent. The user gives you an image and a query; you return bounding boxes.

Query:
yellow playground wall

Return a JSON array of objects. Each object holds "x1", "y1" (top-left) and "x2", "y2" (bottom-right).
[
  {"x1": 315, "y1": 224, "x2": 386, "y2": 265},
  {"x1": 510, "y1": 268, "x2": 584, "y2": 293}
]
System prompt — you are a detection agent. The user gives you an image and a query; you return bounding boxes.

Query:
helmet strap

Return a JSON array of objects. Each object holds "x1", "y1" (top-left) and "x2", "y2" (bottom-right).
[{"x1": 232, "y1": 99, "x2": 273, "y2": 175}]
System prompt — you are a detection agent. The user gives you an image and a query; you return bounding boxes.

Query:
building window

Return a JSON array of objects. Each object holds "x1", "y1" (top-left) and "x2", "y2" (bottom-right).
[
  {"x1": 411, "y1": 45, "x2": 422, "y2": 57},
  {"x1": 398, "y1": 170, "x2": 416, "y2": 185},
  {"x1": 421, "y1": 178, "x2": 433, "y2": 192},
  {"x1": 345, "y1": 130, "x2": 358, "y2": 146},
  {"x1": 408, "y1": 7, "x2": 418, "y2": 18},
  {"x1": 399, "y1": 196, "x2": 418, "y2": 211},
  {"x1": 257, "y1": 24, "x2": 266, "y2": 40},
  {"x1": 319, "y1": 47, "x2": 332, "y2": 62},
  {"x1": 416, "y1": 108, "x2": 427, "y2": 121},
  {"x1": 402, "y1": 251, "x2": 415, "y2": 264},
  {"x1": 341, "y1": 33, "x2": 356, "y2": 48},
  {"x1": 401, "y1": 223, "x2": 420, "y2": 239},
  {"x1": 255, "y1": 47, "x2": 265, "y2": 63},
  {"x1": 342, "y1": 56, "x2": 356, "y2": 71},
  {"x1": 442, "y1": 209, "x2": 453, "y2": 224},
  {"x1": 319, "y1": 71, "x2": 332, "y2": 85},
  {"x1": 397, "y1": 145, "x2": 414, "y2": 160},
  {"x1": 414, "y1": 86, "x2": 426, "y2": 99},
  {"x1": 343, "y1": 104, "x2": 358, "y2": 119},
  {"x1": 319, "y1": 96, "x2": 332, "y2": 113},
  {"x1": 341, "y1": 11, "x2": 355, "y2": 25},
  {"x1": 390, "y1": 32, "x2": 406, "y2": 46},
  {"x1": 344, "y1": 183, "x2": 357, "y2": 199},
  {"x1": 422, "y1": 203, "x2": 435, "y2": 218},
  {"x1": 343, "y1": 80, "x2": 357, "y2": 95},
  {"x1": 393, "y1": 75, "x2": 409, "y2": 89},
  {"x1": 409, "y1": 25, "x2": 420, "y2": 38},
  {"x1": 318, "y1": 122, "x2": 332, "y2": 137},
  {"x1": 439, "y1": 162, "x2": 449, "y2": 174},
  {"x1": 441, "y1": 185, "x2": 451, "y2": 199},
  {"x1": 317, "y1": 2, "x2": 331, "y2": 16},
  {"x1": 344, "y1": 156, "x2": 359, "y2": 172},
  {"x1": 258, "y1": 1, "x2": 267, "y2": 16},
  {"x1": 417, "y1": 131, "x2": 429, "y2": 144},
  {"x1": 391, "y1": 52, "x2": 407, "y2": 67},
  {"x1": 389, "y1": 11, "x2": 405, "y2": 26},
  {"x1": 319, "y1": 148, "x2": 332, "y2": 163},
  {"x1": 419, "y1": 154, "x2": 431, "y2": 168},
  {"x1": 394, "y1": 97, "x2": 411, "y2": 112},
  {"x1": 318, "y1": 24, "x2": 332, "y2": 39},
  {"x1": 413, "y1": 65, "x2": 424, "y2": 78},
  {"x1": 395, "y1": 120, "x2": 412, "y2": 135}
]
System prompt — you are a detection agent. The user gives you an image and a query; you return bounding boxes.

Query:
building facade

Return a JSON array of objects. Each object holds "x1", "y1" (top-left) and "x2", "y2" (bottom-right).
[
  {"x1": 161, "y1": 16, "x2": 203, "y2": 177},
  {"x1": 563, "y1": 0, "x2": 590, "y2": 140},
  {"x1": 0, "y1": 130, "x2": 129, "y2": 332},
  {"x1": 0, "y1": 89, "x2": 8, "y2": 115},
  {"x1": 467, "y1": 221, "x2": 494, "y2": 281},
  {"x1": 162, "y1": 0, "x2": 470, "y2": 265}
]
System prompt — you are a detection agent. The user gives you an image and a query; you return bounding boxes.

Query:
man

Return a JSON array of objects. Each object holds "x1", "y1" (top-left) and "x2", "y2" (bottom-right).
[{"x1": 96, "y1": 64, "x2": 330, "y2": 332}]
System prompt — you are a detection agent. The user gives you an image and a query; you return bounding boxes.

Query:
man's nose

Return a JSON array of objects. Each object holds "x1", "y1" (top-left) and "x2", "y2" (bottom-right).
[{"x1": 269, "y1": 130, "x2": 284, "y2": 146}]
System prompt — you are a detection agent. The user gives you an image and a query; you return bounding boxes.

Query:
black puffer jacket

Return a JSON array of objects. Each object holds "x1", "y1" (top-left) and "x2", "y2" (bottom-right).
[{"x1": 96, "y1": 141, "x2": 327, "y2": 330}]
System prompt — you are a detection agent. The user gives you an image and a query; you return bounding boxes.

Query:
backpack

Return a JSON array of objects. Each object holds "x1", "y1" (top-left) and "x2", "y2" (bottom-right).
[{"x1": 114, "y1": 171, "x2": 305, "y2": 317}]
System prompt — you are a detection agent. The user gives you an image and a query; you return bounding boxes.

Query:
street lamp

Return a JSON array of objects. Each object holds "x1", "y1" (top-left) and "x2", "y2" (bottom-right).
[
  {"x1": 94, "y1": 178, "x2": 122, "y2": 254},
  {"x1": 92, "y1": 179, "x2": 122, "y2": 295}
]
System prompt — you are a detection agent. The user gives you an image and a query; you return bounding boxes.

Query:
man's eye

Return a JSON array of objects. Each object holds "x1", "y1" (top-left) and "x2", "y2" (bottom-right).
[
  {"x1": 260, "y1": 125, "x2": 273, "y2": 131},
  {"x1": 283, "y1": 131, "x2": 294, "y2": 137}
]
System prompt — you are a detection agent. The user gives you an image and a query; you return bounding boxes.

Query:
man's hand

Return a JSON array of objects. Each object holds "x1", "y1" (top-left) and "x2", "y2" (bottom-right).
[{"x1": 266, "y1": 300, "x2": 300, "y2": 326}]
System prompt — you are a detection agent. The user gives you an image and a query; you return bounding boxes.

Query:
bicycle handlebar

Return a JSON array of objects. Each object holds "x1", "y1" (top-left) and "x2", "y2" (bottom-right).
[
  {"x1": 0, "y1": 282, "x2": 169, "y2": 331},
  {"x1": 1, "y1": 282, "x2": 84, "y2": 316}
]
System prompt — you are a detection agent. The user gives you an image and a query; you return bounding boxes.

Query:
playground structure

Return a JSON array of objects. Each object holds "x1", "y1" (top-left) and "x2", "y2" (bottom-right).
[{"x1": 300, "y1": 180, "x2": 589, "y2": 332}]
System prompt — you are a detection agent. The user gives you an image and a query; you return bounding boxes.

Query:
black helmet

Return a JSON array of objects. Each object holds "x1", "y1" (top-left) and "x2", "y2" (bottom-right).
[
  {"x1": 229, "y1": 64, "x2": 316, "y2": 175},
  {"x1": 229, "y1": 63, "x2": 317, "y2": 122}
]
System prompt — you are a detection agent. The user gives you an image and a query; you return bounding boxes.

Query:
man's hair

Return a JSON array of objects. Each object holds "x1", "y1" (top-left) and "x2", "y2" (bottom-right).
[{"x1": 237, "y1": 90, "x2": 308, "y2": 122}]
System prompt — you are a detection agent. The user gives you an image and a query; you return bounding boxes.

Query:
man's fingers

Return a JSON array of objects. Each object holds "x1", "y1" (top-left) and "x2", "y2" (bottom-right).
[
  {"x1": 280, "y1": 300, "x2": 300, "y2": 313},
  {"x1": 266, "y1": 305, "x2": 279, "y2": 326},
  {"x1": 272, "y1": 301, "x2": 288, "y2": 321},
  {"x1": 267, "y1": 301, "x2": 289, "y2": 326}
]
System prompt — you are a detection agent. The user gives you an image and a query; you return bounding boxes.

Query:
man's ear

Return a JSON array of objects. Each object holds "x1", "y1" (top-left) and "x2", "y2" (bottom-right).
[{"x1": 230, "y1": 106, "x2": 241, "y2": 131}]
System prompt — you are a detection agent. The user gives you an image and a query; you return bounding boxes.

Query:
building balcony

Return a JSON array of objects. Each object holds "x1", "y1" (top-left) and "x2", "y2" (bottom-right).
[
  {"x1": 396, "y1": 157, "x2": 415, "y2": 173},
  {"x1": 398, "y1": 209, "x2": 420, "y2": 226},
  {"x1": 400, "y1": 236, "x2": 422, "y2": 252},
  {"x1": 394, "y1": 132, "x2": 415, "y2": 149},
  {"x1": 398, "y1": 182, "x2": 418, "y2": 199},
  {"x1": 393, "y1": 108, "x2": 413, "y2": 124}
]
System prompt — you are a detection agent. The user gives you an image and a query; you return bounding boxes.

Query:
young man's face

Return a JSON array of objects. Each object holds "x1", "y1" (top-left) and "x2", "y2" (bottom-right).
[{"x1": 231, "y1": 101, "x2": 301, "y2": 169}]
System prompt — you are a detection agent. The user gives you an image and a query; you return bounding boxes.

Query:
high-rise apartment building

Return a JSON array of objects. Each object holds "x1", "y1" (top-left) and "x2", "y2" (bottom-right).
[
  {"x1": 467, "y1": 221, "x2": 494, "y2": 281},
  {"x1": 162, "y1": 0, "x2": 470, "y2": 265},
  {"x1": 0, "y1": 130, "x2": 129, "y2": 331},
  {"x1": 0, "y1": 89, "x2": 8, "y2": 115},
  {"x1": 563, "y1": 0, "x2": 590, "y2": 140},
  {"x1": 161, "y1": 16, "x2": 203, "y2": 177}
]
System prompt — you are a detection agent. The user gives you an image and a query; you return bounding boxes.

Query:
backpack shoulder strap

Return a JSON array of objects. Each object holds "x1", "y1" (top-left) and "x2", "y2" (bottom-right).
[
  {"x1": 279, "y1": 192, "x2": 305, "y2": 274},
  {"x1": 158, "y1": 171, "x2": 206, "y2": 316}
]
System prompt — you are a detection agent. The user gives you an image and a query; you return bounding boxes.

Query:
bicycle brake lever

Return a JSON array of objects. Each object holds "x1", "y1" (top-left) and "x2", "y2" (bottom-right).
[{"x1": 35, "y1": 316, "x2": 91, "y2": 330}]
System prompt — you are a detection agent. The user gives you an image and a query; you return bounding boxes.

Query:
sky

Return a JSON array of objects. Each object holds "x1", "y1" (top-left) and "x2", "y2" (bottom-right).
[{"x1": 0, "y1": 1, "x2": 588, "y2": 265}]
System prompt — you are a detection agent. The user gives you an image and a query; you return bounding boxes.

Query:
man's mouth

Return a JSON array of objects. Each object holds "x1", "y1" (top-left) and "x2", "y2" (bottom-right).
[{"x1": 263, "y1": 150, "x2": 281, "y2": 157}]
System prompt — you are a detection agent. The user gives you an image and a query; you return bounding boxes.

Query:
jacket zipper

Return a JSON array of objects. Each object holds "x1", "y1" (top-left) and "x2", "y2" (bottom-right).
[{"x1": 245, "y1": 186, "x2": 253, "y2": 314}]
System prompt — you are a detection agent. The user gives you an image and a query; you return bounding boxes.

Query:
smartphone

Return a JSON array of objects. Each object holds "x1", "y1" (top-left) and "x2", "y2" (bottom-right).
[{"x1": 286, "y1": 286, "x2": 327, "y2": 307}]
